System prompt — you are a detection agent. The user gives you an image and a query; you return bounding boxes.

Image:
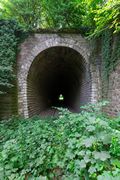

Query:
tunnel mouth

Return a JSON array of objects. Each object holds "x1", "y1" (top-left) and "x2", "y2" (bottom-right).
[{"x1": 27, "y1": 46, "x2": 91, "y2": 117}]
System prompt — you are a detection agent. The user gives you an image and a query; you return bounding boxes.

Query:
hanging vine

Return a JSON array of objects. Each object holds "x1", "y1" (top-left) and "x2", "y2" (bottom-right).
[
  {"x1": 0, "y1": 20, "x2": 27, "y2": 94},
  {"x1": 101, "y1": 30, "x2": 112, "y2": 98},
  {"x1": 110, "y1": 34, "x2": 120, "y2": 72},
  {"x1": 101, "y1": 30, "x2": 120, "y2": 99}
]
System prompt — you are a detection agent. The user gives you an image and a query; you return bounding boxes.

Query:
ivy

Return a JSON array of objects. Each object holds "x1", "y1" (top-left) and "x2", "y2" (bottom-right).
[
  {"x1": 101, "y1": 30, "x2": 112, "y2": 98},
  {"x1": 101, "y1": 30, "x2": 120, "y2": 99},
  {"x1": 0, "y1": 20, "x2": 27, "y2": 94},
  {"x1": 110, "y1": 34, "x2": 120, "y2": 72}
]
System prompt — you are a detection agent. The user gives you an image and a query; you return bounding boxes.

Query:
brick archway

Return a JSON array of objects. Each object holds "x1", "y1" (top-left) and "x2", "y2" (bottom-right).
[{"x1": 18, "y1": 34, "x2": 100, "y2": 118}]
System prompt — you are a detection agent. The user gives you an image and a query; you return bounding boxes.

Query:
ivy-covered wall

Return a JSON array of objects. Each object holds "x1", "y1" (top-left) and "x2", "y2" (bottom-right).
[
  {"x1": 0, "y1": 20, "x2": 25, "y2": 119},
  {"x1": 103, "y1": 34, "x2": 120, "y2": 116},
  {"x1": 101, "y1": 32, "x2": 120, "y2": 99}
]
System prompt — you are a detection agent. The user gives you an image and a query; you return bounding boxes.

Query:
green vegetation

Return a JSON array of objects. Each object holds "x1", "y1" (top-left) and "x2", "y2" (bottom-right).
[
  {"x1": 0, "y1": 0, "x2": 120, "y2": 35},
  {"x1": 0, "y1": 20, "x2": 18, "y2": 94},
  {"x1": 0, "y1": 103, "x2": 120, "y2": 179},
  {"x1": 0, "y1": 0, "x2": 42, "y2": 30},
  {"x1": 93, "y1": 0, "x2": 120, "y2": 36},
  {"x1": 0, "y1": 20, "x2": 26, "y2": 94},
  {"x1": 101, "y1": 30, "x2": 120, "y2": 98}
]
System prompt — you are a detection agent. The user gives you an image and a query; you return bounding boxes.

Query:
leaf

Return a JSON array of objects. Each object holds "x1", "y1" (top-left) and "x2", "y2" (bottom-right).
[
  {"x1": 75, "y1": 159, "x2": 86, "y2": 169},
  {"x1": 99, "y1": 120, "x2": 109, "y2": 127},
  {"x1": 84, "y1": 155, "x2": 91, "y2": 163},
  {"x1": 98, "y1": 132, "x2": 112, "y2": 145},
  {"x1": 97, "y1": 173, "x2": 113, "y2": 180},
  {"x1": 76, "y1": 150, "x2": 86, "y2": 156},
  {"x1": 88, "y1": 166, "x2": 96, "y2": 174},
  {"x1": 93, "y1": 151, "x2": 111, "y2": 161},
  {"x1": 111, "y1": 159, "x2": 120, "y2": 168},
  {"x1": 65, "y1": 150, "x2": 76, "y2": 160},
  {"x1": 0, "y1": 167, "x2": 4, "y2": 180},
  {"x1": 97, "y1": 171, "x2": 120, "y2": 180},
  {"x1": 82, "y1": 136, "x2": 96, "y2": 147},
  {"x1": 86, "y1": 125, "x2": 95, "y2": 132},
  {"x1": 86, "y1": 150, "x2": 92, "y2": 155},
  {"x1": 28, "y1": 176, "x2": 47, "y2": 180},
  {"x1": 79, "y1": 160, "x2": 86, "y2": 168},
  {"x1": 38, "y1": 176, "x2": 47, "y2": 180}
]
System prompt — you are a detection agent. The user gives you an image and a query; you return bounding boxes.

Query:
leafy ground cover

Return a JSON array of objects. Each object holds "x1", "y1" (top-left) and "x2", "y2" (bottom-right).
[{"x1": 0, "y1": 103, "x2": 120, "y2": 180}]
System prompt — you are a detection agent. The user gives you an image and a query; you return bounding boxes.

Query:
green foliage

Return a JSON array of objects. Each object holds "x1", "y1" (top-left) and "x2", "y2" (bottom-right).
[
  {"x1": 110, "y1": 34, "x2": 120, "y2": 71},
  {"x1": 42, "y1": 0, "x2": 85, "y2": 30},
  {"x1": 0, "y1": 103, "x2": 120, "y2": 179},
  {"x1": 0, "y1": 0, "x2": 42, "y2": 30},
  {"x1": 101, "y1": 30, "x2": 120, "y2": 98},
  {"x1": 101, "y1": 30, "x2": 112, "y2": 98},
  {"x1": 93, "y1": 0, "x2": 120, "y2": 36},
  {"x1": 0, "y1": 20, "x2": 26, "y2": 94},
  {"x1": 80, "y1": 0, "x2": 105, "y2": 33},
  {"x1": 0, "y1": 20, "x2": 18, "y2": 94},
  {"x1": 0, "y1": 0, "x2": 119, "y2": 35}
]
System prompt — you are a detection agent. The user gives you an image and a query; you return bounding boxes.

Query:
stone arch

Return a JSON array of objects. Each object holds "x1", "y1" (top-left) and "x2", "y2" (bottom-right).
[{"x1": 17, "y1": 34, "x2": 99, "y2": 118}]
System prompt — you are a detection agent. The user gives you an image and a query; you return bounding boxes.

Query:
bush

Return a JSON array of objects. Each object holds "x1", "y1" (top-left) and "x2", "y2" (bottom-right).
[
  {"x1": 0, "y1": 103, "x2": 120, "y2": 179},
  {"x1": 0, "y1": 20, "x2": 26, "y2": 94}
]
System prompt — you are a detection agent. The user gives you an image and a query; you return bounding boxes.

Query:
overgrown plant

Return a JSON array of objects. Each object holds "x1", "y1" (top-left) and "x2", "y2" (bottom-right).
[
  {"x1": 0, "y1": 102, "x2": 120, "y2": 179},
  {"x1": 0, "y1": 0, "x2": 42, "y2": 30},
  {"x1": 0, "y1": 20, "x2": 26, "y2": 94},
  {"x1": 101, "y1": 30, "x2": 120, "y2": 99},
  {"x1": 1, "y1": 0, "x2": 120, "y2": 35},
  {"x1": 92, "y1": 0, "x2": 120, "y2": 36}
]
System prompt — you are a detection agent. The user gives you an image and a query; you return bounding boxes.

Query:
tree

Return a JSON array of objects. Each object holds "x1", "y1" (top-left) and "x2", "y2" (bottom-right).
[
  {"x1": 0, "y1": 0, "x2": 120, "y2": 35},
  {"x1": 0, "y1": 0, "x2": 42, "y2": 30},
  {"x1": 41, "y1": 0, "x2": 85, "y2": 29},
  {"x1": 92, "y1": 0, "x2": 120, "y2": 36}
]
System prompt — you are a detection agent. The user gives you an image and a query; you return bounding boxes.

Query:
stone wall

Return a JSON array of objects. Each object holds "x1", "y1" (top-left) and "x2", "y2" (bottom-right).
[
  {"x1": 17, "y1": 33, "x2": 101, "y2": 118},
  {"x1": 105, "y1": 63, "x2": 120, "y2": 116},
  {"x1": 0, "y1": 33, "x2": 102, "y2": 119},
  {"x1": 0, "y1": 84, "x2": 18, "y2": 119}
]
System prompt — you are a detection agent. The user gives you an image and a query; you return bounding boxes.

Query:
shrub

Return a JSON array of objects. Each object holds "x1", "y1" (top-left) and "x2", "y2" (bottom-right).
[
  {"x1": 0, "y1": 103, "x2": 120, "y2": 179},
  {"x1": 0, "y1": 20, "x2": 26, "y2": 94}
]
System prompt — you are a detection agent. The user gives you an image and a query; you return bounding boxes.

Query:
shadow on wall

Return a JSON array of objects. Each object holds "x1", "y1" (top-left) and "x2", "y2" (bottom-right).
[{"x1": 27, "y1": 46, "x2": 92, "y2": 117}]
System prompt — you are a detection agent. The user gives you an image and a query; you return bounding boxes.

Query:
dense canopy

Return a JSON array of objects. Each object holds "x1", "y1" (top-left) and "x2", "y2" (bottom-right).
[{"x1": 0, "y1": 0, "x2": 120, "y2": 36}]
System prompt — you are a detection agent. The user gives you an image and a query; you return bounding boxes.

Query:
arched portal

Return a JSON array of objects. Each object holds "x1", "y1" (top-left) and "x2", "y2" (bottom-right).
[
  {"x1": 17, "y1": 33, "x2": 100, "y2": 118},
  {"x1": 27, "y1": 46, "x2": 91, "y2": 117}
]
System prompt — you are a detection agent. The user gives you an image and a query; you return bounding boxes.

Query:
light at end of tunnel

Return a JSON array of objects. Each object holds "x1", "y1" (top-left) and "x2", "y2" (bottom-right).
[{"x1": 59, "y1": 94, "x2": 64, "y2": 101}]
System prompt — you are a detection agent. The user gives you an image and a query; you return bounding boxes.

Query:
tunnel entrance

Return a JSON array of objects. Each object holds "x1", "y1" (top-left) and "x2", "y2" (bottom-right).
[{"x1": 27, "y1": 46, "x2": 91, "y2": 117}]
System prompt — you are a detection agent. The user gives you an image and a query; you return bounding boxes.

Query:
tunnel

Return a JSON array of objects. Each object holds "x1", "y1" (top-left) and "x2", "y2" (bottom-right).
[{"x1": 27, "y1": 46, "x2": 92, "y2": 117}]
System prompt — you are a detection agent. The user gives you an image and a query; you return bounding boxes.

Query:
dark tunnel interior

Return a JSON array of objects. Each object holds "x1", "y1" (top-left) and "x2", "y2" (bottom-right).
[{"x1": 27, "y1": 46, "x2": 92, "y2": 117}]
